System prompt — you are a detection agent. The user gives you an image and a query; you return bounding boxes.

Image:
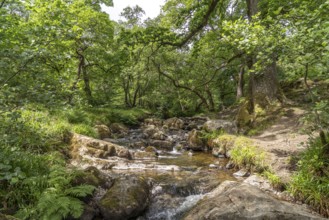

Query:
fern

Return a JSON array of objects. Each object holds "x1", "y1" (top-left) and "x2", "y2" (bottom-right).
[{"x1": 65, "y1": 184, "x2": 95, "y2": 197}]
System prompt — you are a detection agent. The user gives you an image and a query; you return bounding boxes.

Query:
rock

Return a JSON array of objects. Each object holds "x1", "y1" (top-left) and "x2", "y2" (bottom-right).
[
  {"x1": 73, "y1": 166, "x2": 113, "y2": 189},
  {"x1": 187, "y1": 129, "x2": 205, "y2": 151},
  {"x1": 133, "y1": 150, "x2": 158, "y2": 159},
  {"x1": 203, "y1": 119, "x2": 237, "y2": 134},
  {"x1": 143, "y1": 125, "x2": 166, "y2": 140},
  {"x1": 94, "y1": 124, "x2": 111, "y2": 139},
  {"x1": 163, "y1": 117, "x2": 184, "y2": 130},
  {"x1": 98, "y1": 175, "x2": 150, "y2": 220},
  {"x1": 148, "y1": 140, "x2": 173, "y2": 150},
  {"x1": 109, "y1": 123, "x2": 128, "y2": 137},
  {"x1": 225, "y1": 160, "x2": 235, "y2": 169},
  {"x1": 70, "y1": 133, "x2": 132, "y2": 160},
  {"x1": 144, "y1": 118, "x2": 163, "y2": 127},
  {"x1": 211, "y1": 134, "x2": 236, "y2": 157},
  {"x1": 233, "y1": 169, "x2": 250, "y2": 177},
  {"x1": 209, "y1": 164, "x2": 218, "y2": 169},
  {"x1": 183, "y1": 181, "x2": 325, "y2": 220}
]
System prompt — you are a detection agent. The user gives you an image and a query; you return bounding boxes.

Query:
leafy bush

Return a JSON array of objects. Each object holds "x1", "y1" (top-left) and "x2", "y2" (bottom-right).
[{"x1": 289, "y1": 136, "x2": 329, "y2": 217}]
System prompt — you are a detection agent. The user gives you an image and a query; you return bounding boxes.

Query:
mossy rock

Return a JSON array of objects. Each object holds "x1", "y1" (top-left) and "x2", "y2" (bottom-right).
[
  {"x1": 73, "y1": 166, "x2": 113, "y2": 189},
  {"x1": 98, "y1": 175, "x2": 150, "y2": 220},
  {"x1": 211, "y1": 134, "x2": 237, "y2": 157}
]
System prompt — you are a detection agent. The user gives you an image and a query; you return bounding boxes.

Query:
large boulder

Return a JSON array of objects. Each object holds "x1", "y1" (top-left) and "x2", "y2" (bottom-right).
[
  {"x1": 187, "y1": 129, "x2": 205, "y2": 151},
  {"x1": 183, "y1": 181, "x2": 325, "y2": 220},
  {"x1": 70, "y1": 133, "x2": 132, "y2": 160},
  {"x1": 203, "y1": 119, "x2": 237, "y2": 134},
  {"x1": 163, "y1": 117, "x2": 184, "y2": 130},
  {"x1": 98, "y1": 175, "x2": 150, "y2": 220}
]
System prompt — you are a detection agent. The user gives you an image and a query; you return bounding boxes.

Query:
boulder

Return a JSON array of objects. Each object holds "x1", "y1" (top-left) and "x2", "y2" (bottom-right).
[
  {"x1": 211, "y1": 135, "x2": 236, "y2": 157},
  {"x1": 148, "y1": 140, "x2": 174, "y2": 150},
  {"x1": 70, "y1": 133, "x2": 132, "y2": 160},
  {"x1": 187, "y1": 129, "x2": 205, "y2": 151},
  {"x1": 203, "y1": 119, "x2": 237, "y2": 134},
  {"x1": 98, "y1": 175, "x2": 150, "y2": 220},
  {"x1": 94, "y1": 124, "x2": 111, "y2": 139},
  {"x1": 144, "y1": 118, "x2": 163, "y2": 127},
  {"x1": 183, "y1": 181, "x2": 325, "y2": 220},
  {"x1": 109, "y1": 123, "x2": 128, "y2": 137},
  {"x1": 142, "y1": 124, "x2": 167, "y2": 140},
  {"x1": 163, "y1": 117, "x2": 184, "y2": 130}
]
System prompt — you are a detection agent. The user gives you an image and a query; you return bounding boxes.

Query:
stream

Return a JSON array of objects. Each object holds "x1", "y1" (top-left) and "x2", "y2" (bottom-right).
[{"x1": 72, "y1": 117, "x2": 237, "y2": 219}]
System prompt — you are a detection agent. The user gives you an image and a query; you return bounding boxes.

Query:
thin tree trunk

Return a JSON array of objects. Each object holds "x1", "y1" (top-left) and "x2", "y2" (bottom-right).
[
  {"x1": 205, "y1": 85, "x2": 215, "y2": 111},
  {"x1": 236, "y1": 65, "x2": 245, "y2": 100},
  {"x1": 82, "y1": 60, "x2": 93, "y2": 105}
]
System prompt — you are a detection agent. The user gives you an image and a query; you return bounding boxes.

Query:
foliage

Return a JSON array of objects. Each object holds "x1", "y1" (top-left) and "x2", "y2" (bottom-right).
[
  {"x1": 262, "y1": 171, "x2": 285, "y2": 191},
  {"x1": 230, "y1": 137, "x2": 265, "y2": 171},
  {"x1": 289, "y1": 136, "x2": 329, "y2": 217},
  {"x1": 0, "y1": 147, "x2": 94, "y2": 219}
]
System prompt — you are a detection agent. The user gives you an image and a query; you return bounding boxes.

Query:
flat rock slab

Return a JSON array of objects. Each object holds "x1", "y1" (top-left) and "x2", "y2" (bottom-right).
[{"x1": 183, "y1": 181, "x2": 325, "y2": 220}]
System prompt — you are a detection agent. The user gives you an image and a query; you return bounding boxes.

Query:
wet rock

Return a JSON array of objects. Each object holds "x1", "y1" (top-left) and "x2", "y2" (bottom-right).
[
  {"x1": 94, "y1": 124, "x2": 111, "y2": 139},
  {"x1": 129, "y1": 141, "x2": 147, "y2": 149},
  {"x1": 109, "y1": 123, "x2": 128, "y2": 137},
  {"x1": 98, "y1": 175, "x2": 150, "y2": 220},
  {"x1": 183, "y1": 181, "x2": 325, "y2": 220},
  {"x1": 203, "y1": 119, "x2": 237, "y2": 134},
  {"x1": 133, "y1": 150, "x2": 158, "y2": 159},
  {"x1": 163, "y1": 117, "x2": 184, "y2": 130},
  {"x1": 209, "y1": 164, "x2": 218, "y2": 169},
  {"x1": 233, "y1": 169, "x2": 250, "y2": 177},
  {"x1": 187, "y1": 129, "x2": 205, "y2": 151},
  {"x1": 149, "y1": 140, "x2": 174, "y2": 150},
  {"x1": 225, "y1": 161, "x2": 235, "y2": 169}
]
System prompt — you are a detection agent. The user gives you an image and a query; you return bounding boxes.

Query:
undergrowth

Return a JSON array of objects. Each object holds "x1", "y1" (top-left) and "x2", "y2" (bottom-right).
[
  {"x1": 288, "y1": 136, "x2": 329, "y2": 217},
  {"x1": 0, "y1": 105, "x2": 150, "y2": 219}
]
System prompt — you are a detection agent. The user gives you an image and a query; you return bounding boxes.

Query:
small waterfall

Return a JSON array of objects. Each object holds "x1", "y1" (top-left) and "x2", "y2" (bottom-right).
[{"x1": 143, "y1": 194, "x2": 204, "y2": 220}]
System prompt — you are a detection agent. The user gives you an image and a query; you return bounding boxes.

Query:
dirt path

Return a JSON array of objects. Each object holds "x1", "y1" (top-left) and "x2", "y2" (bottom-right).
[{"x1": 250, "y1": 107, "x2": 310, "y2": 183}]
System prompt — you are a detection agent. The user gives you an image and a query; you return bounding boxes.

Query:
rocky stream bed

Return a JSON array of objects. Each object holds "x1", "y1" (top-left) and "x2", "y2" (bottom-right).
[{"x1": 69, "y1": 117, "x2": 325, "y2": 220}]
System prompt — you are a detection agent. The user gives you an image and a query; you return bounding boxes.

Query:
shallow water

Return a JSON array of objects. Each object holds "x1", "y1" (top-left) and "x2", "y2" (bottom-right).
[{"x1": 112, "y1": 150, "x2": 236, "y2": 220}]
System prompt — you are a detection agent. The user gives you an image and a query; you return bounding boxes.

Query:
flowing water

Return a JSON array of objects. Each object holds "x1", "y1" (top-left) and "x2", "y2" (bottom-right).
[
  {"x1": 111, "y1": 149, "x2": 236, "y2": 220},
  {"x1": 74, "y1": 121, "x2": 237, "y2": 219}
]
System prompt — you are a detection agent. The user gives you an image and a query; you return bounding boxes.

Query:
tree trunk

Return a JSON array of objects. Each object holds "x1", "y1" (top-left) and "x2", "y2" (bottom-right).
[
  {"x1": 236, "y1": 65, "x2": 245, "y2": 100},
  {"x1": 82, "y1": 58, "x2": 93, "y2": 105},
  {"x1": 205, "y1": 85, "x2": 215, "y2": 111},
  {"x1": 245, "y1": 0, "x2": 282, "y2": 110}
]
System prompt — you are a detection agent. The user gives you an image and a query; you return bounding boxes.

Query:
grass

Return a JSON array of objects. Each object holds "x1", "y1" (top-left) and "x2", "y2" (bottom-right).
[
  {"x1": 262, "y1": 170, "x2": 285, "y2": 191},
  {"x1": 288, "y1": 136, "x2": 329, "y2": 217}
]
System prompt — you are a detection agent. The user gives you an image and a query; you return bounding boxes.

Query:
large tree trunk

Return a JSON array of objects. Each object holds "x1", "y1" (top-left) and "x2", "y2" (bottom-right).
[{"x1": 245, "y1": 0, "x2": 282, "y2": 110}]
